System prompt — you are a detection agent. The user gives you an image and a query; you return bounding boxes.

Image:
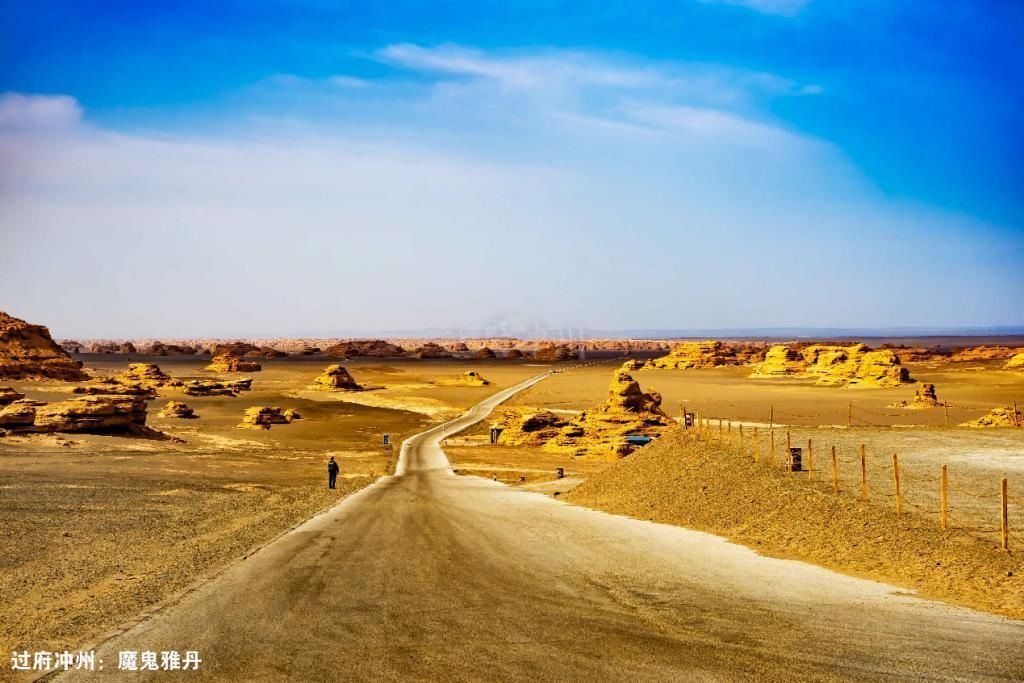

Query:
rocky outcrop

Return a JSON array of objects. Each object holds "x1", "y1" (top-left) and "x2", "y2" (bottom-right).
[
  {"x1": 323, "y1": 340, "x2": 407, "y2": 358},
  {"x1": 447, "y1": 342, "x2": 470, "y2": 353},
  {"x1": 878, "y1": 344, "x2": 948, "y2": 363},
  {"x1": 889, "y1": 383, "x2": 942, "y2": 409},
  {"x1": 535, "y1": 344, "x2": 578, "y2": 362},
  {"x1": 159, "y1": 401, "x2": 196, "y2": 419},
  {"x1": 950, "y1": 346, "x2": 1022, "y2": 362},
  {"x1": 74, "y1": 363, "x2": 183, "y2": 398},
  {"x1": 299, "y1": 346, "x2": 321, "y2": 356},
  {"x1": 0, "y1": 387, "x2": 25, "y2": 405},
  {"x1": 473, "y1": 347, "x2": 497, "y2": 360},
  {"x1": 437, "y1": 371, "x2": 491, "y2": 387},
  {"x1": 543, "y1": 363, "x2": 674, "y2": 458},
  {"x1": 205, "y1": 354, "x2": 262, "y2": 373},
  {"x1": 1, "y1": 395, "x2": 152, "y2": 435},
  {"x1": 0, "y1": 312, "x2": 89, "y2": 381},
  {"x1": 751, "y1": 345, "x2": 806, "y2": 377},
  {"x1": 182, "y1": 379, "x2": 252, "y2": 397},
  {"x1": 647, "y1": 340, "x2": 766, "y2": 369},
  {"x1": 312, "y1": 364, "x2": 364, "y2": 391},
  {"x1": 239, "y1": 406, "x2": 302, "y2": 430},
  {"x1": 961, "y1": 407, "x2": 1021, "y2": 428},
  {"x1": 60, "y1": 340, "x2": 84, "y2": 354},
  {"x1": 1004, "y1": 353, "x2": 1024, "y2": 370},
  {"x1": 505, "y1": 349, "x2": 526, "y2": 359},
  {"x1": 0, "y1": 399, "x2": 42, "y2": 430},
  {"x1": 87, "y1": 341, "x2": 138, "y2": 354},
  {"x1": 752, "y1": 344, "x2": 911, "y2": 387},
  {"x1": 143, "y1": 341, "x2": 199, "y2": 356},
  {"x1": 492, "y1": 409, "x2": 568, "y2": 446},
  {"x1": 413, "y1": 342, "x2": 451, "y2": 359}
]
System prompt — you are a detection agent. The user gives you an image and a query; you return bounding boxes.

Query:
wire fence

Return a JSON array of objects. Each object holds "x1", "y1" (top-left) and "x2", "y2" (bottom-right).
[
  {"x1": 681, "y1": 411, "x2": 1021, "y2": 551},
  {"x1": 765, "y1": 400, "x2": 1015, "y2": 429}
]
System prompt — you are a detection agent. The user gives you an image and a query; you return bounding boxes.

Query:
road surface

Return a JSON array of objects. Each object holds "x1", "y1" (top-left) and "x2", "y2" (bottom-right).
[{"x1": 62, "y1": 374, "x2": 1024, "y2": 681}]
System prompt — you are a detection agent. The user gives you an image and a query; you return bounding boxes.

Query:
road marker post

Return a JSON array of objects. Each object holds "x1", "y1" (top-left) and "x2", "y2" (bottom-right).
[
  {"x1": 770, "y1": 429, "x2": 776, "y2": 466},
  {"x1": 831, "y1": 446, "x2": 838, "y2": 494},
  {"x1": 1001, "y1": 478, "x2": 1009, "y2": 551},
  {"x1": 786, "y1": 431, "x2": 792, "y2": 472},
  {"x1": 892, "y1": 453, "x2": 902, "y2": 516},
  {"x1": 860, "y1": 444, "x2": 868, "y2": 501},
  {"x1": 739, "y1": 424, "x2": 744, "y2": 458},
  {"x1": 807, "y1": 439, "x2": 813, "y2": 481},
  {"x1": 718, "y1": 419, "x2": 723, "y2": 446},
  {"x1": 754, "y1": 427, "x2": 760, "y2": 463},
  {"x1": 940, "y1": 464, "x2": 948, "y2": 530}
]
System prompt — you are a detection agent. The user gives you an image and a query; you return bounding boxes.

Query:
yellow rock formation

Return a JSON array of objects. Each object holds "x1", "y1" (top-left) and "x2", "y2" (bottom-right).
[
  {"x1": 437, "y1": 371, "x2": 491, "y2": 387},
  {"x1": 205, "y1": 353, "x2": 262, "y2": 372},
  {"x1": 312, "y1": 364, "x2": 364, "y2": 391},
  {"x1": 647, "y1": 340, "x2": 765, "y2": 369},
  {"x1": 543, "y1": 363, "x2": 674, "y2": 458},
  {"x1": 239, "y1": 406, "x2": 301, "y2": 430},
  {"x1": 888, "y1": 383, "x2": 941, "y2": 409},
  {"x1": 961, "y1": 407, "x2": 1022, "y2": 428},
  {"x1": 1004, "y1": 353, "x2": 1024, "y2": 369},
  {"x1": 752, "y1": 344, "x2": 911, "y2": 387},
  {"x1": 0, "y1": 311, "x2": 89, "y2": 381},
  {"x1": 159, "y1": 401, "x2": 196, "y2": 419},
  {"x1": 491, "y1": 409, "x2": 568, "y2": 446}
]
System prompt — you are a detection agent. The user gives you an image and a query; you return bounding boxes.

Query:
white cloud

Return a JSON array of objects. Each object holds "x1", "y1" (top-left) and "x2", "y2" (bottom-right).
[
  {"x1": 0, "y1": 92, "x2": 82, "y2": 129},
  {"x1": 1, "y1": 43, "x2": 1015, "y2": 335},
  {"x1": 697, "y1": 0, "x2": 810, "y2": 16}
]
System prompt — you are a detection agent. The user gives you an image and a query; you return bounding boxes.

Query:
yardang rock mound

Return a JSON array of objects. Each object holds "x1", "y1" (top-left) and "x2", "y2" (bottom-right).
[
  {"x1": 312, "y1": 364, "x2": 364, "y2": 392},
  {"x1": 0, "y1": 311, "x2": 88, "y2": 381}
]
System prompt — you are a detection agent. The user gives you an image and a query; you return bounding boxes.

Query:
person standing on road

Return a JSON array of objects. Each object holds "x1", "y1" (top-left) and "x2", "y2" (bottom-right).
[{"x1": 327, "y1": 456, "x2": 339, "y2": 489}]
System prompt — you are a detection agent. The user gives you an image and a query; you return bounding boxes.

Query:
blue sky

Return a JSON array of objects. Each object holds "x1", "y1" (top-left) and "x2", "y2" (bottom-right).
[{"x1": 1, "y1": 0, "x2": 1022, "y2": 337}]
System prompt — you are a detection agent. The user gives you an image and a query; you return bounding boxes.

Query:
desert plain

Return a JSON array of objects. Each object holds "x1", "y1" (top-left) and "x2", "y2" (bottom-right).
[{"x1": 1, "y1": 314, "x2": 1023, "y2": 680}]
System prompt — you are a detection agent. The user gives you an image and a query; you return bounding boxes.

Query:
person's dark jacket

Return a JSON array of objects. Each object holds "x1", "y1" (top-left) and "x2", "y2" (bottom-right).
[{"x1": 327, "y1": 460, "x2": 340, "y2": 475}]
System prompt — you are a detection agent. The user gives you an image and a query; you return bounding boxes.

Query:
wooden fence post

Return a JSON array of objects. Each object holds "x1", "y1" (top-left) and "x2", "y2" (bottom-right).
[
  {"x1": 831, "y1": 445, "x2": 838, "y2": 494},
  {"x1": 1013, "y1": 401, "x2": 1020, "y2": 428},
  {"x1": 739, "y1": 424, "x2": 745, "y2": 458},
  {"x1": 727, "y1": 422, "x2": 733, "y2": 448},
  {"x1": 770, "y1": 429, "x2": 776, "y2": 466},
  {"x1": 786, "y1": 430, "x2": 792, "y2": 472},
  {"x1": 807, "y1": 439, "x2": 813, "y2": 481},
  {"x1": 769, "y1": 404, "x2": 774, "y2": 430},
  {"x1": 718, "y1": 419, "x2": 723, "y2": 446},
  {"x1": 940, "y1": 464, "x2": 948, "y2": 530},
  {"x1": 754, "y1": 427, "x2": 760, "y2": 463},
  {"x1": 860, "y1": 444, "x2": 868, "y2": 501},
  {"x1": 847, "y1": 402, "x2": 852, "y2": 429},
  {"x1": 1001, "y1": 477, "x2": 1009, "y2": 551},
  {"x1": 892, "y1": 453, "x2": 901, "y2": 516},
  {"x1": 944, "y1": 402, "x2": 949, "y2": 427}
]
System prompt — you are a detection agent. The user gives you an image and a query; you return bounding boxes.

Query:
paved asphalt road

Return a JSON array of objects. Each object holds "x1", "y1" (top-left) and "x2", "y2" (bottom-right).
[{"x1": 60, "y1": 373, "x2": 1024, "y2": 681}]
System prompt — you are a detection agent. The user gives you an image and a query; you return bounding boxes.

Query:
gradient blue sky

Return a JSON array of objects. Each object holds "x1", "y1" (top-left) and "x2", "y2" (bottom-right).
[{"x1": 1, "y1": 0, "x2": 1022, "y2": 337}]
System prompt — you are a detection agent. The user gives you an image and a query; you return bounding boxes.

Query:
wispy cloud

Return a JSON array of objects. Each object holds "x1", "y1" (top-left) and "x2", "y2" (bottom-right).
[
  {"x1": 697, "y1": 0, "x2": 810, "y2": 16},
  {"x1": 366, "y1": 43, "x2": 820, "y2": 148},
  {"x1": 0, "y1": 92, "x2": 82, "y2": 129}
]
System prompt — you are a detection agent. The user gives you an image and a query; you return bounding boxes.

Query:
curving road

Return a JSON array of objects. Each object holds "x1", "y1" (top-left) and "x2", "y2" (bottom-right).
[{"x1": 61, "y1": 373, "x2": 1024, "y2": 681}]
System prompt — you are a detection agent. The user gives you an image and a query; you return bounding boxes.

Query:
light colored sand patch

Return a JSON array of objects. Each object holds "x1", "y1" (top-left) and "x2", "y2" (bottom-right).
[
  {"x1": 294, "y1": 389, "x2": 457, "y2": 418},
  {"x1": 187, "y1": 432, "x2": 272, "y2": 450}
]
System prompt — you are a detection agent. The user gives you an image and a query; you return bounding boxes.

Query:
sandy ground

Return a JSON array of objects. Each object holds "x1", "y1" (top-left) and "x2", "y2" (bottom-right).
[
  {"x1": 46, "y1": 377, "x2": 1024, "y2": 682},
  {"x1": 505, "y1": 359, "x2": 1024, "y2": 426},
  {"x1": 0, "y1": 356, "x2": 546, "y2": 672},
  {"x1": 450, "y1": 358, "x2": 1024, "y2": 619},
  {"x1": 566, "y1": 429, "x2": 1024, "y2": 620}
]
